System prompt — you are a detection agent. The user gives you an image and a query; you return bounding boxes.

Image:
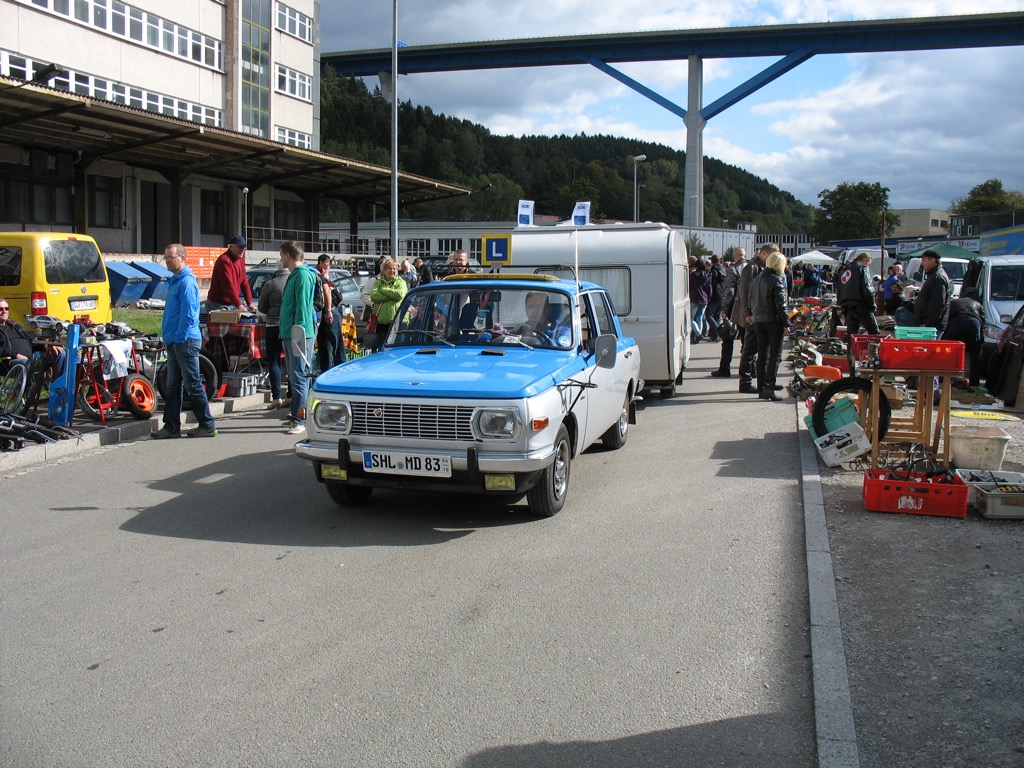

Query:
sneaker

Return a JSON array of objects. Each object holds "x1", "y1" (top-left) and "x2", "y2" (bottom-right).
[
  {"x1": 152, "y1": 426, "x2": 180, "y2": 440},
  {"x1": 186, "y1": 425, "x2": 218, "y2": 438},
  {"x1": 286, "y1": 421, "x2": 306, "y2": 435}
]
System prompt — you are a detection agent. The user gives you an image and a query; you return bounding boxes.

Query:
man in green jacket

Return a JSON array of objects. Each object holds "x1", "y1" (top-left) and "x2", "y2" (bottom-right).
[{"x1": 278, "y1": 241, "x2": 317, "y2": 435}]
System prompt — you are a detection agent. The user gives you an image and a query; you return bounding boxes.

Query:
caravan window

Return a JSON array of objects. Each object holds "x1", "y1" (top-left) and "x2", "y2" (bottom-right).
[{"x1": 535, "y1": 267, "x2": 631, "y2": 314}]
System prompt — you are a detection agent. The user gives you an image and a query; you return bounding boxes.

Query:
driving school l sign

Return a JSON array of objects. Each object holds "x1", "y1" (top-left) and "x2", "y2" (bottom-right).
[{"x1": 482, "y1": 234, "x2": 511, "y2": 268}]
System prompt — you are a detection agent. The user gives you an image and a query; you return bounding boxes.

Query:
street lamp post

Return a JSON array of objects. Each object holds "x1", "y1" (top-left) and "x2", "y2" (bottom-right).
[{"x1": 632, "y1": 154, "x2": 646, "y2": 222}]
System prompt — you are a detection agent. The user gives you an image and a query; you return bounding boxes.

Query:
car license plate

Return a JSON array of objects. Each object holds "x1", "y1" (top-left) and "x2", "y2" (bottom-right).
[
  {"x1": 70, "y1": 299, "x2": 97, "y2": 310},
  {"x1": 320, "y1": 464, "x2": 347, "y2": 480},
  {"x1": 362, "y1": 451, "x2": 451, "y2": 477}
]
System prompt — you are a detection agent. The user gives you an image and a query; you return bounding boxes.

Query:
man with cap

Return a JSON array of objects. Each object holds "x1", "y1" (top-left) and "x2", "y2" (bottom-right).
[
  {"x1": 913, "y1": 249, "x2": 952, "y2": 333},
  {"x1": 207, "y1": 234, "x2": 255, "y2": 311}
]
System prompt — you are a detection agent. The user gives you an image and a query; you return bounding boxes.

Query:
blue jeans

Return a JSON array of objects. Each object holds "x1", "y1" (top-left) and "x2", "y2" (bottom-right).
[
  {"x1": 285, "y1": 336, "x2": 315, "y2": 423},
  {"x1": 163, "y1": 339, "x2": 214, "y2": 432},
  {"x1": 690, "y1": 303, "x2": 708, "y2": 341}
]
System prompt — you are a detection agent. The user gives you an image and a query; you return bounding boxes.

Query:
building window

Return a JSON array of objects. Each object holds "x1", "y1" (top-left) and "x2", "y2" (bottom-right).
[
  {"x1": 469, "y1": 238, "x2": 482, "y2": 259},
  {"x1": 0, "y1": 50, "x2": 223, "y2": 127},
  {"x1": 241, "y1": 0, "x2": 272, "y2": 138},
  {"x1": 375, "y1": 239, "x2": 392, "y2": 257},
  {"x1": 200, "y1": 189, "x2": 225, "y2": 235},
  {"x1": 275, "y1": 64, "x2": 312, "y2": 102},
  {"x1": 968, "y1": 225, "x2": 973, "y2": 235},
  {"x1": 438, "y1": 238, "x2": 463, "y2": 255},
  {"x1": 405, "y1": 239, "x2": 429, "y2": 258},
  {"x1": 274, "y1": 125, "x2": 312, "y2": 149},
  {"x1": 14, "y1": 0, "x2": 223, "y2": 71},
  {"x1": 275, "y1": 2, "x2": 313, "y2": 43},
  {"x1": 89, "y1": 175, "x2": 121, "y2": 228},
  {"x1": 10, "y1": 181, "x2": 73, "y2": 225},
  {"x1": 940, "y1": 220, "x2": 948, "y2": 229},
  {"x1": 274, "y1": 199, "x2": 305, "y2": 240}
]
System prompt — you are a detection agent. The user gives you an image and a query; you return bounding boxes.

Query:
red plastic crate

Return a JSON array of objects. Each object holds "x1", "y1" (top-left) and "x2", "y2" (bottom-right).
[
  {"x1": 849, "y1": 333, "x2": 889, "y2": 363},
  {"x1": 862, "y1": 469, "x2": 968, "y2": 518},
  {"x1": 877, "y1": 339, "x2": 965, "y2": 371}
]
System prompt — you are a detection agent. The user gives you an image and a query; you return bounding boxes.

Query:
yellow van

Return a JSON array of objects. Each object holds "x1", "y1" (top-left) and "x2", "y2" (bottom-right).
[{"x1": 0, "y1": 233, "x2": 112, "y2": 325}]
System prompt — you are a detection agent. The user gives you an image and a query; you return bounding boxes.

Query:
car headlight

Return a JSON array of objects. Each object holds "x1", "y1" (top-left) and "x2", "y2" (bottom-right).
[
  {"x1": 313, "y1": 400, "x2": 352, "y2": 432},
  {"x1": 984, "y1": 323, "x2": 1003, "y2": 342},
  {"x1": 473, "y1": 408, "x2": 521, "y2": 440}
]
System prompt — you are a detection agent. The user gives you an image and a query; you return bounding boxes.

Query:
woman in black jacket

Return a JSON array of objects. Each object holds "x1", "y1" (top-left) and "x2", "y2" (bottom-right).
[{"x1": 748, "y1": 252, "x2": 789, "y2": 401}]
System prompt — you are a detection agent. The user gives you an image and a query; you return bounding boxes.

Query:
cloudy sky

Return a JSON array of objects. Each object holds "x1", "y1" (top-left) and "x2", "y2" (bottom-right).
[{"x1": 319, "y1": 1, "x2": 1024, "y2": 211}]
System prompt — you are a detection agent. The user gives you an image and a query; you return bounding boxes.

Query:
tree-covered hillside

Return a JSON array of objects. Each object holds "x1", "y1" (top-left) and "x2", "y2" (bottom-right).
[{"x1": 320, "y1": 68, "x2": 816, "y2": 231}]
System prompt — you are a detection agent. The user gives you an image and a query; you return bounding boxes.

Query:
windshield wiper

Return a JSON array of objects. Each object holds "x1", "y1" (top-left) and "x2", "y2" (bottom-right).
[{"x1": 393, "y1": 329, "x2": 456, "y2": 348}]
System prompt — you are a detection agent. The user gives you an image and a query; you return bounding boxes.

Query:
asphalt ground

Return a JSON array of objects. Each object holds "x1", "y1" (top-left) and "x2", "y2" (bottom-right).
[{"x1": 2, "y1": 341, "x2": 1020, "y2": 767}]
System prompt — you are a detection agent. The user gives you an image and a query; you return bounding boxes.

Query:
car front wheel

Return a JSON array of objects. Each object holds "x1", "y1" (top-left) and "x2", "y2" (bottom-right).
[{"x1": 527, "y1": 425, "x2": 571, "y2": 517}]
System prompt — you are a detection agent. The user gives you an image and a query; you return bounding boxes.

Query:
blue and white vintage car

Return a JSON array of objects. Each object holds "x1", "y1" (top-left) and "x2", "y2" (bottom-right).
[{"x1": 294, "y1": 274, "x2": 642, "y2": 516}]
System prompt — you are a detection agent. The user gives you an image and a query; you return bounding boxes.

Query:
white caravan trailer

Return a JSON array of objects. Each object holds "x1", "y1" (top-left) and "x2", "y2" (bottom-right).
[{"x1": 508, "y1": 223, "x2": 690, "y2": 397}]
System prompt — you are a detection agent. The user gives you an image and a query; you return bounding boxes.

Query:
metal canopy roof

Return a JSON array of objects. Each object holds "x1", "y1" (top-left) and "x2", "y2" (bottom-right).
[
  {"x1": 323, "y1": 12, "x2": 1024, "y2": 76},
  {"x1": 0, "y1": 78, "x2": 471, "y2": 207}
]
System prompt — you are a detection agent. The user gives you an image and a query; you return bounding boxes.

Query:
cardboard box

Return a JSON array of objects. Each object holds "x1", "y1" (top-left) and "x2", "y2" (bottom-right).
[{"x1": 208, "y1": 310, "x2": 260, "y2": 324}]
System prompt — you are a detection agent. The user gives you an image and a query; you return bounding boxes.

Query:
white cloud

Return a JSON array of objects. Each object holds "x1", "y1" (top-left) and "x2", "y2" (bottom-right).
[{"x1": 321, "y1": 2, "x2": 1024, "y2": 211}]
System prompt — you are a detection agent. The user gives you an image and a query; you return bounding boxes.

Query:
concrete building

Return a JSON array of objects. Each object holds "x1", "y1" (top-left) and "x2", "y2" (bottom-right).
[
  {"x1": 0, "y1": 0, "x2": 466, "y2": 255},
  {"x1": 891, "y1": 208, "x2": 949, "y2": 238}
]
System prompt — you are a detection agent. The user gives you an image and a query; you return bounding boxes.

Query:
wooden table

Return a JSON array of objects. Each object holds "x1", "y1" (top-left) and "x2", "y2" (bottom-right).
[{"x1": 862, "y1": 367, "x2": 962, "y2": 468}]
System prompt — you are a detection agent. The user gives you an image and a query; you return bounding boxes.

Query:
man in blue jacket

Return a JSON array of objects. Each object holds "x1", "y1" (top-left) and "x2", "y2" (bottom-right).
[{"x1": 153, "y1": 243, "x2": 217, "y2": 439}]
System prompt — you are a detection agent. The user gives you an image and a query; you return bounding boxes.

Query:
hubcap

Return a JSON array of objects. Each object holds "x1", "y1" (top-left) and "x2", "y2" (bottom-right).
[{"x1": 552, "y1": 440, "x2": 569, "y2": 499}]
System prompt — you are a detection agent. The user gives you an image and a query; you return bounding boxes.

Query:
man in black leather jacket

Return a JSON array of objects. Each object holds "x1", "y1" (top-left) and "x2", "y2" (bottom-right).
[
  {"x1": 912, "y1": 250, "x2": 952, "y2": 333},
  {"x1": 837, "y1": 252, "x2": 879, "y2": 335}
]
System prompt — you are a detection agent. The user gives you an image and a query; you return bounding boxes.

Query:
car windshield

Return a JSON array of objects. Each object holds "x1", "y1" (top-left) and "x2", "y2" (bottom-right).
[
  {"x1": 991, "y1": 265, "x2": 1024, "y2": 301},
  {"x1": 388, "y1": 286, "x2": 575, "y2": 350},
  {"x1": 329, "y1": 270, "x2": 360, "y2": 297},
  {"x1": 943, "y1": 261, "x2": 967, "y2": 282}
]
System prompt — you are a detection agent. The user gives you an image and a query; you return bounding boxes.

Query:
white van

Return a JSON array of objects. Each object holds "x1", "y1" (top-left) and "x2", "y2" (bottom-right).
[
  {"x1": 906, "y1": 256, "x2": 970, "y2": 297},
  {"x1": 509, "y1": 223, "x2": 690, "y2": 397},
  {"x1": 960, "y1": 256, "x2": 1024, "y2": 349},
  {"x1": 837, "y1": 247, "x2": 892, "y2": 276}
]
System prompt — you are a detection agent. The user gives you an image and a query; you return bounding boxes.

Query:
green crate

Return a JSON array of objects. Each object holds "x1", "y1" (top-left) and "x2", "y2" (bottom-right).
[
  {"x1": 894, "y1": 325, "x2": 937, "y2": 340},
  {"x1": 805, "y1": 396, "x2": 861, "y2": 440}
]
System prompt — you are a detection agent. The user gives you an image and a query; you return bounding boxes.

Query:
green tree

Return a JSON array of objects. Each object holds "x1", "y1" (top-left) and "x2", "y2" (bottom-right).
[
  {"x1": 684, "y1": 233, "x2": 708, "y2": 257},
  {"x1": 949, "y1": 179, "x2": 1024, "y2": 214},
  {"x1": 810, "y1": 182, "x2": 899, "y2": 243}
]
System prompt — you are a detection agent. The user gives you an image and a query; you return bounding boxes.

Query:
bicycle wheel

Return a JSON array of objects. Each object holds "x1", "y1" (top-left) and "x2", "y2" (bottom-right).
[
  {"x1": 0, "y1": 364, "x2": 27, "y2": 415},
  {"x1": 76, "y1": 377, "x2": 117, "y2": 421},
  {"x1": 812, "y1": 376, "x2": 890, "y2": 441},
  {"x1": 121, "y1": 373, "x2": 157, "y2": 420}
]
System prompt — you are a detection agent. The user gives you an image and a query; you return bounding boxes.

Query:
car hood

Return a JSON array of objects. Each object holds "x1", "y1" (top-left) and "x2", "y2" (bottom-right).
[
  {"x1": 990, "y1": 299, "x2": 1024, "y2": 327},
  {"x1": 313, "y1": 346, "x2": 586, "y2": 399}
]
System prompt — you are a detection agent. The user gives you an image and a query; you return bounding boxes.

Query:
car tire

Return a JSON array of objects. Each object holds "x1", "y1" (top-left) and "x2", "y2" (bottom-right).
[
  {"x1": 602, "y1": 392, "x2": 629, "y2": 449},
  {"x1": 527, "y1": 425, "x2": 571, "y2": 517},
  {"x1": 325, "y1": 480, "x2": 373, "y2": 506}
]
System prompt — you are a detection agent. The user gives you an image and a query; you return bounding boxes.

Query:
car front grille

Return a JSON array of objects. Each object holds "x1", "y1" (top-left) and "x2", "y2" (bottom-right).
[{"x1": 350, "y1": 401, "x2": 475, "y2": 440}]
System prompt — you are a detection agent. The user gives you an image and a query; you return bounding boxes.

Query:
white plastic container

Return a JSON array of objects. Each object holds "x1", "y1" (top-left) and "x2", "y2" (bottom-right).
[
  {"x1": 814, "y1": 422, "x2": 871, "y2": 467},
  {"x1": 948, "y1": 426, "x2": 1012, "y2": 470}
]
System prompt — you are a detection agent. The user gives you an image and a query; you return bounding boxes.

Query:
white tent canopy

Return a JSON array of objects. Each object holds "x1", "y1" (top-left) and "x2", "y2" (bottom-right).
[{"x1": 791, "y1": 250, "x2": 838, "y2": 265}]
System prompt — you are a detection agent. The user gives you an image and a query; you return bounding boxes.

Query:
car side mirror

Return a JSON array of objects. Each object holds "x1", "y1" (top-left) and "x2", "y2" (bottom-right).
[{"x1": 591, "y1": 334, "x2": 617, "y2": 369}]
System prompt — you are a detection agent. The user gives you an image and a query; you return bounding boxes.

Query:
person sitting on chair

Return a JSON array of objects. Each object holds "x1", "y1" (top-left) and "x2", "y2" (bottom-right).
[{"x1": 0, "y1": 297, "x2": 65, "y2": 376}]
